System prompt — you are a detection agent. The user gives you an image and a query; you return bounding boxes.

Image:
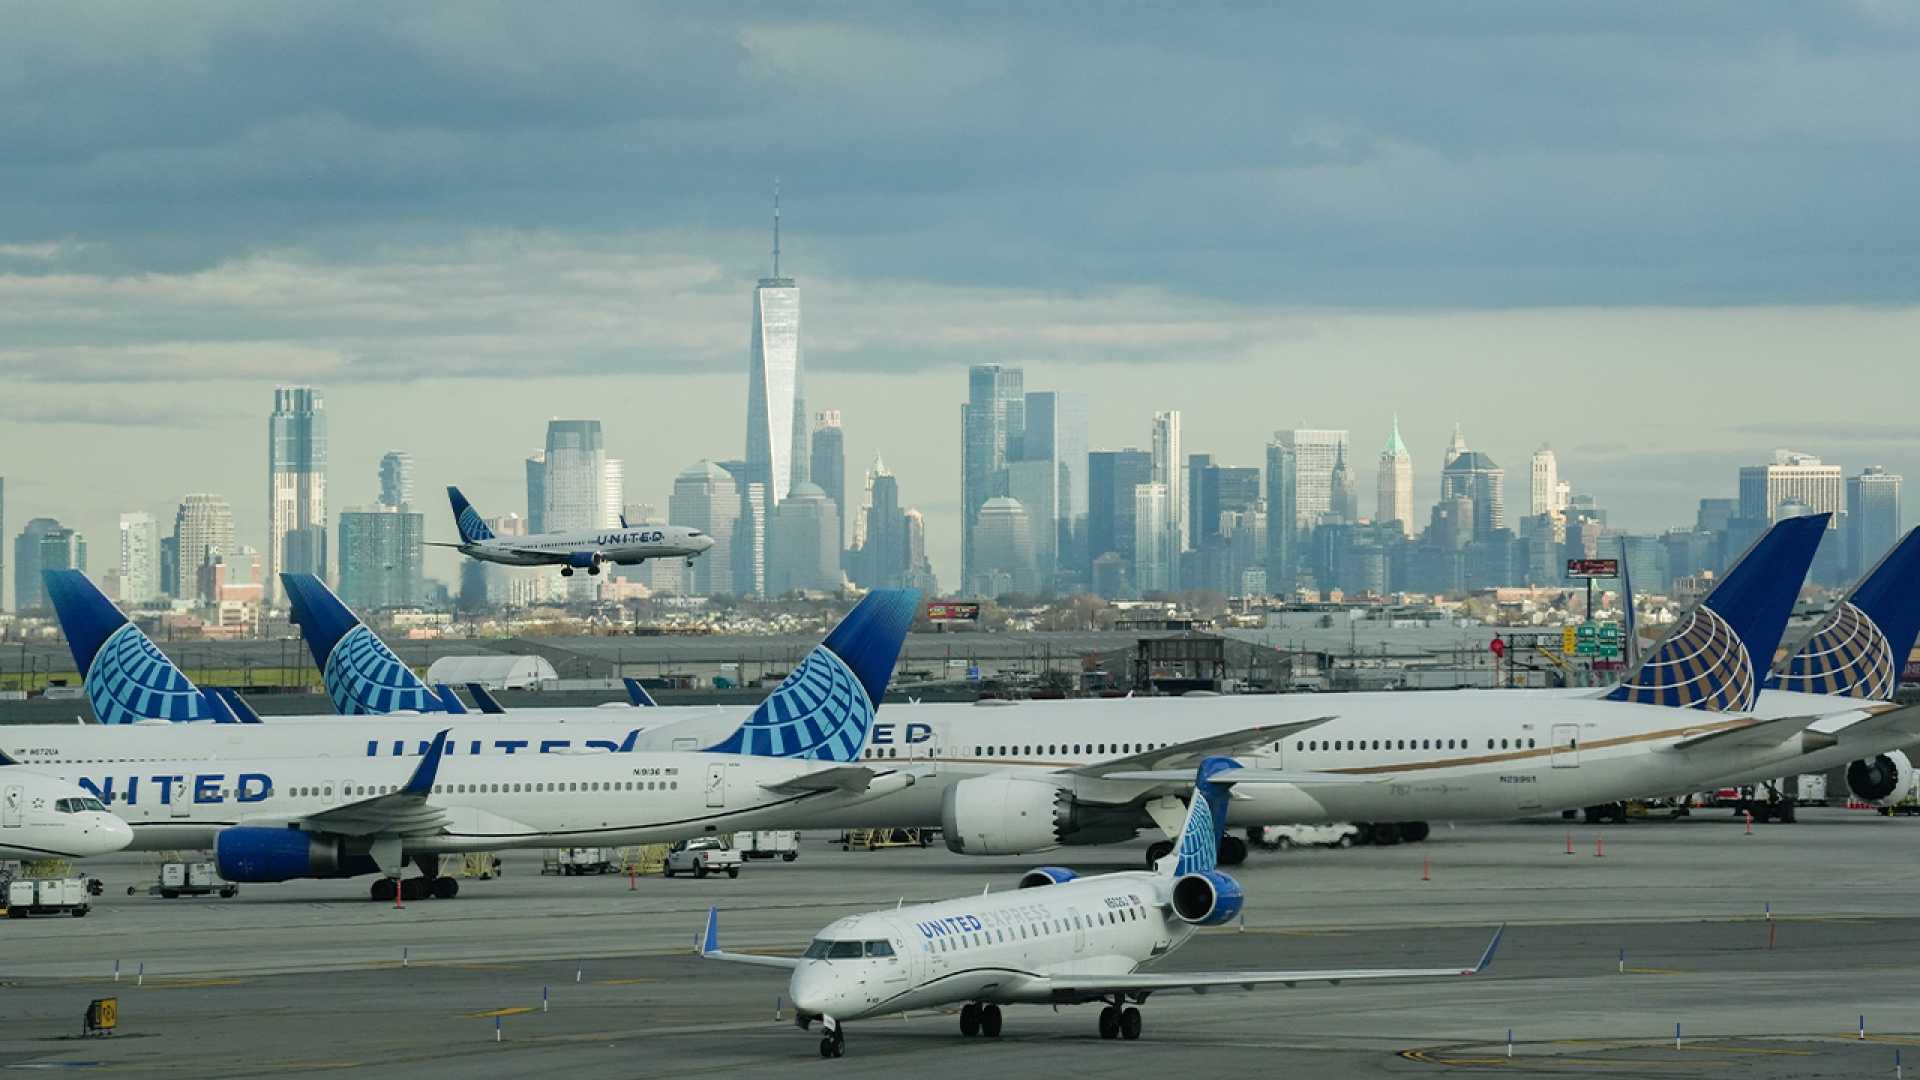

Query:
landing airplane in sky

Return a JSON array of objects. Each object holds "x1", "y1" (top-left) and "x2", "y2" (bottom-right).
[
  {"x1": 0, "y1": 768, "x2": 132, "y2": 860},
  {"x1": 700, "y1": 755, "x2": 1502, "y2": 1058},
  {"x1": 438, "y1": 485, "x2": 712, "y2": 577}
]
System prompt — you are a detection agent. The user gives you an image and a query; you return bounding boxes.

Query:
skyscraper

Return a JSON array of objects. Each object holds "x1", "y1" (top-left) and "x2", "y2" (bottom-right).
[
  {"x1": 602, "y1": 458, "x2": 625, "y2": 529},
  {"x1": 118, "y1": 512, "x2": 160, "y2": 605},
  {"x1": 1265, "y1": 439, "x2": 1298, "y2": 595},
  {"x1": 961, "y1": 364, "x2": 1025, "y2": 588},
  {"x1": 1441, "y1": 448, "x2": 1507, "y2": 539},
  {"x1": 1529, "y1": 445, "x2": 1560, "y2": 517},
  {"x1": 1739, "y1": 450, "x2": 1843, "y2": 528},
  {"x1": 524, "y1": 452, "x2": 547, "y2": 534},
  {"x1": 0, "y1": 476, "x2": 6, "y2": 611},
  {"x1": 745, "y1": 187, "x2": 806, "y2": 508},
  {"x1": 1021, "y1": 390, "x2": 1090, "y2": 591},
  {"x1": 267, "y1": 386, "x2": 327, "y2": 599},
  {"x1": 811, "y1": 411, "x2": 846, "y2": 555},
  {"x1": 854, "y1": 467, "x2": 909, "y2": 590},
  {"x1": 337, "y1": 506, "x2": 425, "y2": 610},
  {"x1": 1131, "y1": 482, "x2": 1174, "y2": 594},
  {"x1": 970, "y1": 496, "x2": 1038, "y2": 597},
  {"x1": 718, "y1": 461, "x2": 768, "y2": 598},
  {"x1": 1376, "y1": 416, "x2": 1413, "y2": 537},
  {"x1": 544, "y1": 420, "x2": 605, "y2": 601},
  {"x1": 1279, "y1": 429, "x2": 1349, "y2": 528},
  {"x1": 1328, "y1": 444, "x2": 1358, "y2": 523},
  {"x1": 768, "y1": 483, "x2": 841, "y2": 595},
  {"x1": 669, "y1": 462, "x2": 739, "y2": 597},
  {"x1": 378, "y1": 451, "x2": 415, "y2": 509},
  {"x1": 1846, "y1": 466, "x2": 1904, "y2": 579},
  {"x1": 1151, "y1": 411, "x2": 1184, "y2": 551},
  {"x1": 1443, "y1": 423, "x2": 1468, "y2": 468},
  {"x1": 13, "y1": 518, "x2": 65, "y2": 612},
  {"x1": 174, "y1": 494, "x2": 236, "y2": 600},
  {"x1": 1087, "y1": 449, "x2": 1154, "y2": 585}
]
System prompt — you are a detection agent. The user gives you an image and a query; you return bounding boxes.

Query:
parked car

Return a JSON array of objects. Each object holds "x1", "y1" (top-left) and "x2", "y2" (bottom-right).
[{"x1": 663, "y1": 837, "x2": 743, "y2": 879}]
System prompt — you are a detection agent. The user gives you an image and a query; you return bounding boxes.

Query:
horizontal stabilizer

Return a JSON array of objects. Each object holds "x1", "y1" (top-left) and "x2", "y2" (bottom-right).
[
  {"x1": 1668, "y1": 713, "x2": 1823, "y2": 752},
  {"x1": 1070, "y1": 717, "x2": 1334, "y2": 779}
]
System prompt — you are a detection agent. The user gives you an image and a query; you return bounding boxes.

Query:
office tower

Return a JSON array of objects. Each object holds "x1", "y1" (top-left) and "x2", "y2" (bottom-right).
[
  {"x1": 602, "y1": 458, "x2": 625, "y2": 529},
  {"x1": 1279, "y1": 429, "x2": 1349, "y2": 528},
  {"x1": 1328, "y1": 444, "x2": 1358, "y2": 524},
  {"x1": 267, "y1": 386, "x2": 328, "y2": 599},
  {"x1": 1131, "y1": 482, "x2": 1174, "y2": 594},
  {"x1": 172, "y1": 493, "x2": 236, "y2": 598},
  {"x1": 1022, "y1": 390, "x2": 1090, "y2": 590},
  {"x1": 1264, "y1": 439, "x2": 1298, "y2": 595},
  {"x1": 457, "y1": 559, "x2": 489, "y2": 613},
  {"x1": 1006, "y1": 461, "x2": 1058, "y2": 592},
  {"x1": 849, "y1": 452, "x2": 884, "y2": 554},
  {"x1": 1696, "y1": 498, "x2": 1737, "y2": 534},
  {"x1": 769, "y1": 483, "x2": 841, "y2": 595},
  {"x1": 1443, "y1": 423, "x2": 1468, "y2": 468},
  {"x1": 811, "y1": 411, "x2": 846, "y2": 555},
  {"x1": 1374, "y1": 417, "x2": 1414, "y2": 537},
  {"x1": 1087, "y1": 449, "x2": 1154, "y2": 589},
  {"x1": 13, "y1": 518, "x2": 62, "y2": 612},
  {"x1": 1739, "y1": 450, "x2": 1844, "y2": 528},
  {"x1": 1186, "y1": 453, "x2": 1213, "y2": 548},
  {"x1": 745, "y1": 187, "x2": 806, "y2": 508},
  {"x1": 159, "y1": 535, "x2": 179, "y2": 599},
  {"x1": 338, "y1": 506, "x2": 425, "y2": 610},
  {"x1": 1847, "y1": 466, "x2": 1904, "y2": 579},
  {"x1": 1440, "y1": 428, "x2": 1507, "y2": 538},
  {"x1": 669, "y1": 462, "x2": 739, "y2": 597},
  {"x1": 855, "y1": 469, "x2": 910, "y2": 590},
  {"x1": 1528, "y1": 445, "x2": 1560, "y2": 516},
  {"x1": 378, "y1": 451, "x2": 415, "y2": 509},
  {"x1": 970, "y1": 497, "x2": 1038, "y2": 598},
  {"x1": 0, "y1": 477, "x2": 5, "y2": 611},
  {"x1": 117, "y1": 512, "x2": 161, "y2": 605},
  {"x1": 1195, "y1": 464, "x2": 1261, "y2": 543},
  {"x1": 961, "y1": 364, "x2": 1025, "y2": 588},
  {"x1": 199, "y1": 546, "x2": 264, "y2": 608},
  {"x1": 1151, "y1": 411, "x2": 1184, "y2": 553},
  {"x1": 903, "y1": 507, "x2": 936, "y2": 591},
  {"x1": 524, "y1": 452, "x2": 547, "y2": 534},
  {"x1": 544, "y1": 420, "x2": 605, "y2": 600},
  {"x1": 718, "y1": 461, "x2": 768, "y2": 599}
]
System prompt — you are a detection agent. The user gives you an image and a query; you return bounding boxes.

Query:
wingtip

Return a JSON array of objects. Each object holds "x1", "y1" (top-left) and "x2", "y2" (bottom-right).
[
  {"x1": 1472, "y1": 924, "x2": 1506, "y2": 974},
  {"x1": 700, "y1": 906, "x2": 720, "y2": 955}
]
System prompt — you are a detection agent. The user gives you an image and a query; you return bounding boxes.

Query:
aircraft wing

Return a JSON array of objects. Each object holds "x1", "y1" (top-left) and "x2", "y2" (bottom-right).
[
  {"x1": 1066, "y1": 717, "x2": 1336, "y2": 779},
  {"x1": 1099, "y1": 765, "x2": 1387, "y2": 787},
  {"x1": 1044, "y1": 925, "x2": 1502, "y2": 1001},
  {"x1": 1667, "y1": 714, "x2": 1824, "y2": 752},
  {"x1": 697, "y1": 907, "x2": 804, "y2": 970},
  {"x1": 291, "y1": 729, "x2": 452, "y2": 837},
  {"x1": 1836, "y1": 703, "x2": 1920, "y2": 744}
]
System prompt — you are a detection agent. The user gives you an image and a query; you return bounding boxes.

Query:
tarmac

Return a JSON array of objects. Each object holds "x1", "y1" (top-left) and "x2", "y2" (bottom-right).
[{"x1": 6, "y1": 808, "x2": 1920, "y2": 1078}]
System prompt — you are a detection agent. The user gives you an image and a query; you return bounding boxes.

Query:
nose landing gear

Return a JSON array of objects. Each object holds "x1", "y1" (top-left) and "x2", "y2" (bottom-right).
[{"x1": 818, "y1": 1017, "x2": 844, "y2": 1058}]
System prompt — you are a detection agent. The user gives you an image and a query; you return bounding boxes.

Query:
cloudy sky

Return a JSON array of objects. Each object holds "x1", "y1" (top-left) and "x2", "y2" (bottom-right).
[{"x1": 3, "y1": 2, "x2": 1916, "y2": 596}]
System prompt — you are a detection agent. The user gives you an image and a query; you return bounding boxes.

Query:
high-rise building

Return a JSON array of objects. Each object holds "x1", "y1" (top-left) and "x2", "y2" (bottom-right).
[
  {"x1": 1846, "y1": 466, "x2": 1904, "y2": 579},
  {"x1": 1443, "y1": 423, "x2": 1468, "y2": 468},
  {"x1": 1279, "y1": 429, "x2": 1349, "y2": 528},
  {"x1": 1186, "y1": 453, "x2": 1213, "y2": 548},
  {"x1": 159, "y1": 535, "x2": 179, "y2": 599},
  {"x1": 602, "y1": 458, "x2": 625, "y2": 529},
  {"x1": 378, "y1": 451, "x2": 415, "y2": 510},
  {"x1": 768, "y1": 483, "x2": 841, "y2": 595},
  {"x1": 524, "y1": 452, "x2": 546, "y2": 534},
  {"x1": 1151, "y1": 412, "x2": 1184, "y2": 553},
  {"x1": 1195, "y1": 464, "x2": 1261, "y2": 543},
  {"x1": 718, "y1": 461, "x2": 768, "y2": 598},
  {"x1": 903, "y1": 507, "x2": 935, "y2": 592},
  {"x1": 267, "y1": 386, "x2": 328, "y2": 599},
  {"x1": 0, "y1": 476, "x2": 6, "y2": 611},
  {"x1": 810, "y1": 411, "x2": 846, "y2": 555},
  {"x1": 173, "y1": 494, "x2": 236, "y2": 599},
  {"x1": 1328, "y1": 444, "x2": 1358, "y2": 524},
  {"x1": 849, "y1": 452, "x2": 884, "y2": 554},
  {"x1": 669, "y1": 462, "x2": 739, "y2": 597},
  {"x1": 1264, "y1": 439, "x2": 1298, "y2": 595},
  {"x1": 854, "y1": 468, "x2": 910, "y2": 590},
  {"x1": 1022, "y1": 390, "x2": 1090, "y2": 590},
  {"x1": 745, "y1": 188, "x2": 806, "y2": 508},
  {"x1": 1131, "y1": 482, "x2": 1174, "y2": 594},
  {"x1": 337, "y1": 506, "x2": 425, "y2": 611},
  {"x1": 13, "y1": 518, "x2": 66, "y2": 612},
  {"x1": 1529, "y1": 445, "x2": 1560, "y2": 517},
  {"x1": 1087, "y1": 449, "x2": 1153, "y2": 585},
  {"x1": 117, "y1": 512, "x2": 161, "y2": 605},
  {"x1": 1739, "y1": 450, "x2": 1843, "y2": 529},
  {"x1": 970, "y1": 496, "x2": 1038, "y2": 598},
  {"x1": 544, "y1": 419, "x2": 605, "y2": 600},
  {"x1": 1441, "y1": 449, "x2": 1507, "y2": 539},
  {"x1": 1376, "y1": 416, "x2": 1414, "y2": 537},
  {"x1": 961, "y1": 364, "x2": 1025, "y2": 588}
]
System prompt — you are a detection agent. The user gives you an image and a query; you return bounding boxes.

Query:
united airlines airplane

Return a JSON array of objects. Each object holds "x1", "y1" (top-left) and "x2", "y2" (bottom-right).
[
  {"x1": 0, "y1": 769, "x2": 132, "y2": 860},
  {"x1": 700, "y1": 756, "x2": 1501, "y2": 1058},
  {"x1": 437, "y1": 485, "x2": 712, "y2": 577}
]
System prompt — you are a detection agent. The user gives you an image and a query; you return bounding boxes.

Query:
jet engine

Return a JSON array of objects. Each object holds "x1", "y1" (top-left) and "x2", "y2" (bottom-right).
[
  {"x1": 941, "y1": 776, "x2": 1139, "y2": 856},
  {"x1": 1171, "y1": 870, "x2": 1244, "y2": 927},
  {"x1": 1017, "y1": 866, "x2": 1079, "y2": 889},
  {"x1": 1846, "y1": 751, "x2": 1916, "y2": 807},
  {"x1": 214, "y1": 827, "x2": 378, "y2": 883}
]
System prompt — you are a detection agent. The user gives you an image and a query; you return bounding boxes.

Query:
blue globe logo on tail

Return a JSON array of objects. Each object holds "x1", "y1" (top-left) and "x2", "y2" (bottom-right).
[
  {"x1": 1172, "y1": 756, "x2": 1239, "y2": 876},
  {"x1": 1768, "y1": 602, "x2": 1896, "y2": 700},
  {"x1": 85, "y1": 623, "x2": 218, "y2": 725},
  {"x1": 457, "y1": 505, "x2": 493, "y2": 543},
  {"x1": 1604, "y1": 607, "x2": 1756, "y2": 712},
  {"x1": 323, "y1": 625, "x2": 440, "y2": 715}
]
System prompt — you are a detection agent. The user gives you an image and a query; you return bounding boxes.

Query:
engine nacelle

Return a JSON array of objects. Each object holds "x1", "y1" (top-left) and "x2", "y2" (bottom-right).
[
  {"x1": 214, "y1": 827, "x2": 378, "y2": 883},
  {"x1": 1171, "y1": 870, "x2": 1244, "y2": 927},
  {"x1": 1018, "y1": 866, "x2": 1079, "y2": 889},
  {"x1": 943, "y1": 776, "x2": 1067, "y2": 855},
  {"x1": 565, "y1": 550, "x2": 602, "y2": 569},
  {"x1": 1847, "y1": 751, "x2": 1916, "y2": 807}
]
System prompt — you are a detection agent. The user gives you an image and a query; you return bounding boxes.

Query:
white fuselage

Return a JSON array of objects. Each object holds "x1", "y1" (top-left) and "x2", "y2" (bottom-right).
[
  {"x1": 789, "y1": 872, "x2": 1178, "y2": 1021},
  {"x1": 461, "y1": 525, "x2": 712, "y2": 568},
  {"x1": 0, "y1": 769, "x2": 133, "y2": 859}
]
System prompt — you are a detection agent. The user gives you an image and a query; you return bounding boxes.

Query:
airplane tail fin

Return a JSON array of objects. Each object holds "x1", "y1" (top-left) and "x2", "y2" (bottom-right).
[
  {"x1": 43, "y1": 569, "x2": 220, "y2": 724},
  {"x1": 1769, "y1": 526, "x2": 1920, "y2": 701},
  {"x1": 1168, "y1": 756, "x2": 1240, "y2": 877},
  {"x1": 448, "y1": 486, "x2": 494, "y2": 543},
  {"x1": 703, "y1": 590, "x2": 920, "y2": 762},
  {"x1": 1605, "y1": 514, "x2": 1828, "y2": 712},
  {"x1": 281, "y1": 573, "x2": 447, "y2": 715},
  {"x1": 623, "y1": 677, "x2": 659, "y2": 707}
]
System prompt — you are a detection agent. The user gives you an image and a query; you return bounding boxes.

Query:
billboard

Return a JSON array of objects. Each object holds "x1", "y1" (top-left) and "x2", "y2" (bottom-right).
[
  {"x1": 926, "y1": 601, "x2": 981, "y2": 622},
  {"x1": 1566, "y1": 558, "x2": 1619, "y2": 579}
]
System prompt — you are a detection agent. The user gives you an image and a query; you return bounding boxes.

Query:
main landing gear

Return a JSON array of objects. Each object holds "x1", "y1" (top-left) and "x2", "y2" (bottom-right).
[
  {"x1": 368, "y1": 876, "x2": 460, "y2": 901},
  {"x1": 1142, "y1": 834, "x2": 1248, "y2": 869},
  {"x1": 1098, "y1": 998, "x2": 1142, "y2": 1040},
  {"x1": 959, "y1": 1002, "x2": 1003, "y2": 1038}
]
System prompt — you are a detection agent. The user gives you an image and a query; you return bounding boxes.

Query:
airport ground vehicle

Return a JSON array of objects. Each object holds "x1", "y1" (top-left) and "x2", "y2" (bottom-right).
[
  {"x1": 1251, "y1": 823, "x2": 1358, "y2": 849},
  {"x1": 664, "y1": 837, "x2": 743, "y2": 879},
  {"x1": 543, "y1": 848, "x2": 618, "y2": 875},
  {"x1": 732, "y1": 830, "x2": 800, "y2": 860},
  {"x1": 5, "y1": 877, "x2": 91, "y2": 917},
  {"x1": 143, "y1": 861, "x2": 237, "y2": 899}
]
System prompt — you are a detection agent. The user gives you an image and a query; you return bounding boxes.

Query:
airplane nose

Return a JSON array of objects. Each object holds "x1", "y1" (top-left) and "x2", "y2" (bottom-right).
[
  {"x1": 91, "y1": 813, "x2": 134, "y2": 854},
  {"x1": 788, "y1": 966, "x2": 836, "y2": 1017}
]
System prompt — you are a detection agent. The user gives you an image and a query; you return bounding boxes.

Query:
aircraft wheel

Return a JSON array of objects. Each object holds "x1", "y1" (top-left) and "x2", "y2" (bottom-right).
[
  {"x1": 370, "y1": 878, "x2": 397, "y2": 902},
  {"x1": 433, "y1": 876, "x2": 459, "y2": 900},
  {"x1": 588, "y1": 564, "x2": 601, "y2": 575},
  {"x1": 981, "y1": 1004, "x2": 1002, "y2": 1037},
  {"x1": 1398, "y1": 821, "x2": 1431, "y2": 843},
  {"x1": 1119, "y1": 1007, "x2": 1142, "y2": 1040},
  {"x1": 560, "y1": 567, "x2": 574, "y2": 577},
  {"x1": 1144, "y1": 840, "x2": 1174, "y2": 868},
  {"x1": 819, "y1": 1036, "x2": 836, "y2": 1058},
  {"x1": 1098, "y1": 1006, "x2": 1120, "y2": 1040},
  {"x1": 959, "y1": 1003, "x2": 981, "y2": 1037},
  {"x1": 1218, "y1": 835, "x2": 1249, "y2": 866}
]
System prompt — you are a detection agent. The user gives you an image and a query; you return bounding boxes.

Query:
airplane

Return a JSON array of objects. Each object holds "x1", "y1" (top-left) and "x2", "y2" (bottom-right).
[
  {"x1": 699, "y1": 755, "x2": 1503, "y2": 1058},
  {"x1": 11, "y1": 588, "x2": 924, "y2": 900},
  {"x1": 438, "y1": 485, "x2": 713, "y2": 578},
  {"x1": 0, "y1": 768, "x2": 134, "y2": 860}
]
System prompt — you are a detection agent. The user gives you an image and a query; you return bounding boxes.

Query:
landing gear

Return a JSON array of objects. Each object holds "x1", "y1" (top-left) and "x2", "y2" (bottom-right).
[
  {"x1": 1144, "y1": 839, "x2": 1174, "y2": 868},
  {"x1": 960, "y1": 1003, "x2": 981, "y2": 1036},
  {"x1": 1217, "y1": 835, "x2": 1249, "y2": 866},
  {"x1": 560, "y1": 567, "x2": 574, "y2": 577},
  {"x1": 1397, "y1": 821, "x2": 1431, "y2": 843},
  {"x1": 819, "y1": 1018, "x2": 844, "y2": 1058},
  {"x1": 433, "y1": 876, "x2": 460, "y2": 899},
  {"x1": 959, "y1": 1003, "x2": 1003, "y2": 1037},
  {"x1": 1120, "y1": 1006, "x2": 1142, "y2": 1040},
  {"x1": 587, "y1": 564, "x2": 601, "y2": 575},
  {"x1": 1583, "y1": 803, "x2": 1626, "y2": 825},
  {"x1": 981, "y1": 1004, "x2": 1002, "y2": 1037},
  {"x1": 370, "y1": 877, "x2": 398, "y2": 902},
  {"x1": 1099, "y1": 1005, "x2": 1120, "y2": 1040},
  {"x1": 1098, "y1": 998, "x2": 1142, "y2": 1040}
]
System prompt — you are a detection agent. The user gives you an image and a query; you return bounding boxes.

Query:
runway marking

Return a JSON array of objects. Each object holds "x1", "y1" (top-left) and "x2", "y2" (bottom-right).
[
  {"x1": 463, "y1": 1006, "x2": 535, "y2": 1019},
  {"x1": 1620, "y1": 966, "x2": 1686, "y2": 975},
  {"x1": 594, "y1": 978, "x2": 656, "y2": 986},
  {"x1": 141, "y1": 977, "x2": 249, "y2": 989}
]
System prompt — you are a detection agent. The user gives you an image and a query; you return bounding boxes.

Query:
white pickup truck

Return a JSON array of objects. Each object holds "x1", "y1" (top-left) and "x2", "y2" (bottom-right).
[{"x1": 663, "y1": 837, "x2": 743, "y2": 879}]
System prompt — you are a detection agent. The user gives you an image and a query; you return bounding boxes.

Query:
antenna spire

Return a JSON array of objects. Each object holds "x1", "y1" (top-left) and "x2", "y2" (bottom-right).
[{"x1": 772, "y1": 178, "x2": 781, "y2": 278}]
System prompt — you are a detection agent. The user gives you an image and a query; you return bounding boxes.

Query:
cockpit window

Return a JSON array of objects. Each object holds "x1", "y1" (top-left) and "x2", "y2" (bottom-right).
[
  {"x1": 688, "y1": 530, "x2": 703, "y2": 537},
  {"x1": 81, "y1": 797, "x2": 105, "y2": 812},
  {"x1": 827, "y1": 940, "x2": 864, "y2": 959},
  {"x1": 804, "y1": 939, "x2": 832, "y2": 959},
  {"x1": 53, "y1": 797, "x2": 105, "y2": 813},
  {"x1": 865, "y1": 941, "x2": 894, "y2": 958}
]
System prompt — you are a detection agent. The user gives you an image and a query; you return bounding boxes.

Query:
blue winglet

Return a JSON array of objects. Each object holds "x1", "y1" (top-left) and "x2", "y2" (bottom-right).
[
  {"x1": 1472, "y1": 924, "x2": 1506, "y2": 974},
  {"x1": 401, "y1": 730, "x2": 452, "y2": 797},
  {"x1": 700, "y1": 906, "x2": 719, "y2": 955},
  {"x1": 623, "y1": 677, "x2": 658, "y2": 708},
  {"x1": 464, "y1": 682, "x2": 507, "y2": 714},
  {"x1": 1770, "y1": 526, "x2": 1920, "y2": 701},
  {"x1": 432, "y1": 684, "x2": 470, "y2": 715}
]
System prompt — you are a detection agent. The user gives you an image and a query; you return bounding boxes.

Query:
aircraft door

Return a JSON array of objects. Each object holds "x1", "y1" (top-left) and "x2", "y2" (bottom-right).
[
  {"x1": 171, "y1": 776, "x2": 193, "y2": 818},
  {"x1": 705, "y1": 764, "x2": 726, "y2": 808},
  {"x1": 2, "y1": 784, "x2": 21, "y2": 828},
  {"x1": 1069, "y1": 907, "x2": 1087, "y2": 954},
  {"x1": 1549, "y1": 725, "x2": 1580, "y2": 768},
  {"x1": 881, "y1": 938, "x2": 909, "y2": 985}
]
